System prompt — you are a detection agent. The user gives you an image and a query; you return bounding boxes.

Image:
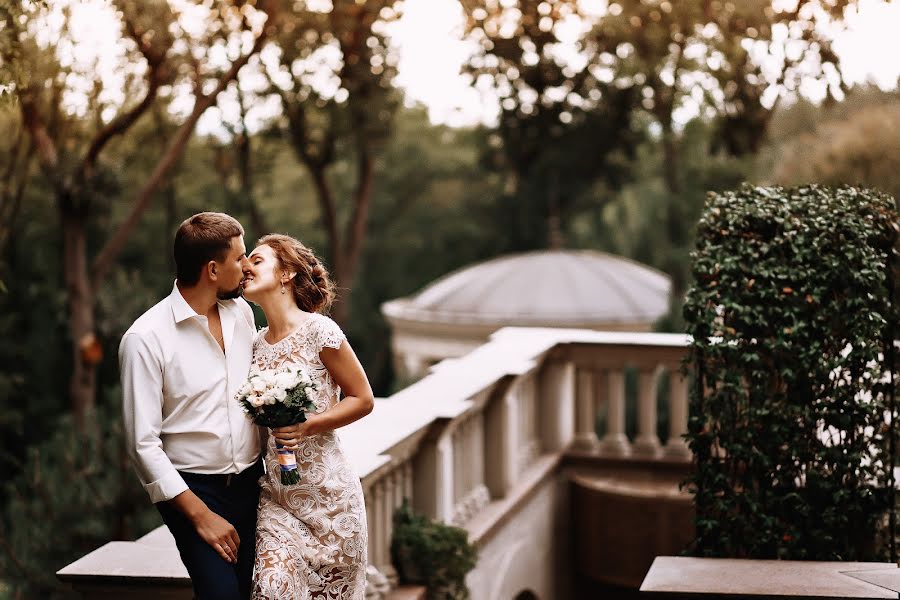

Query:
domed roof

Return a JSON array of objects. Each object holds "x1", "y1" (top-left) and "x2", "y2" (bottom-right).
[{"x1": 382, "y1": 250, "x2": 672, "y2": 327}]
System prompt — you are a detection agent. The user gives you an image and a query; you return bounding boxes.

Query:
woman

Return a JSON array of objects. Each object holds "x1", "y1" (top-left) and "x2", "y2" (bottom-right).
[{"x1": 241, "y1": 233, "x2": 373, "y2": 599}]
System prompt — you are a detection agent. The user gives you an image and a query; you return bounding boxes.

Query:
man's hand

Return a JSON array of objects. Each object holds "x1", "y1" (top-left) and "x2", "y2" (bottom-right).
[
  {"x1": 168, "y1": 489, "x2": 240, "y2": 564},
  {"x1": 191, "y1": 509, "x2": 240, "y2": 564}
]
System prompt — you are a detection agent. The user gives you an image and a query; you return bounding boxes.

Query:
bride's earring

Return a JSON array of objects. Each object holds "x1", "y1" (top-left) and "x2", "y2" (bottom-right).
[{"x1": 281, "y1": 280, "x2": 286, "y2": 294}]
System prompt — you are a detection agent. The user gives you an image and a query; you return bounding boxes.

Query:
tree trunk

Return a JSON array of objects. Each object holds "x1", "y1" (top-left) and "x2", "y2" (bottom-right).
[
  {"x1": 546, "y1": 168, "x2": 563, "y2": 250},
  {"x1": 661, "y1": 125, "x2": 680, "y2": 195},
  {"x1": 330, "y1": 150, "x2": 375, "y2": 325},
  {"x1": 164, "y1": 179, "x2": 177, "y2": 273},
  {"x1": 62, "y1": 205, "x2": 97, "y2": 427},
  {"x1": 307, "y1": 166, "x2": 351, "y2": 322},
  {"x1": 237, "y1": 134, "x2": 266, "y2": 240}
]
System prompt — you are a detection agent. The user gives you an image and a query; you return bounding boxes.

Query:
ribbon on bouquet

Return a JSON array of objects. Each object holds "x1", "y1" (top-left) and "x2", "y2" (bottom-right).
[{"x1": 275, "y1": 443, "x2": 301, "y2": 484}]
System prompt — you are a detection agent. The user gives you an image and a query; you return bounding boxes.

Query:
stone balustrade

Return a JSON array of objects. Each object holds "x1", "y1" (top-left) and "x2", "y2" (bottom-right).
[{"x1": 58, "y1": 327, "x2": 693, "y2": 599}]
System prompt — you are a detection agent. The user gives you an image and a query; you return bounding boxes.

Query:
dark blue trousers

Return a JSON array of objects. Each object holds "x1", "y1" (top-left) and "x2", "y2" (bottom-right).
[{"x1": 157, "y1": 461, "x2": 263, "y2": 600}]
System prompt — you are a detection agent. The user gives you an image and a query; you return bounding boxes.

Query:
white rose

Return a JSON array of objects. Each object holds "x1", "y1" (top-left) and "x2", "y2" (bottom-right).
[
  {"x1": 274, "y1": 371, "x2": 296, "y2": 391},
  {"x1": 273, "y1": 388, "x2": 288, "y2": 402},
  {"x1": 250, "y1": 377, "x2": 268, "y2": 393},
  {"x1": 249, "y1": 396, "x2": 264, "y2": 408}
]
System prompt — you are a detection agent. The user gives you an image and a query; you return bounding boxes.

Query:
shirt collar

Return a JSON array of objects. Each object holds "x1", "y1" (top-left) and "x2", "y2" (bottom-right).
[
  {"x1": 169, "y1": 283, "x2": 238, "y2": 349},
  {"x1": 169, "y1": 281, "x2": 200, "y2": 324}
]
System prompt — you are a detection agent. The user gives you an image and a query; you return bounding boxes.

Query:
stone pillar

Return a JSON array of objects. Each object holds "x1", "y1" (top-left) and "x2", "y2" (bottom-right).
[
  {"x1": 633, "y1": 366, "x2": 662, "y2": 457},
  {"x1": 383, "y1": 470, "x2": 400, "y2": 585},
  {"x1": 572, "y1": 369, "x2": 599, "y2": 451},
  {"x1": 599, "y1": 368, "x2": 630, "y2": 456},
  {"x1": 472, "y1": 413, "x2": 485, "y2": 494},
  {"x1": 366, "y1": 488, "x2": 376, "y2": 570},
  {"x1": 664, "y1": 368, "x2": 691, "y2": 458},
  {"x1": 402, "y1": 461, "x2": 413, "y2": 504},
  {"x1": 436, "y1": 434, "x2": 455, "y2": 523},
  {"x1": 373, "y1": 480, "x2": 387, "y2": 570},
  {"x1": 540, "y1": 361, "x2": 576, "y2": 451}
]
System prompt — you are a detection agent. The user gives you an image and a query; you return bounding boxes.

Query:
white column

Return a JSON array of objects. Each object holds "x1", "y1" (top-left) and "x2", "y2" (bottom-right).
[
  {"x1": 503, "y1": 384, "x2": 521, "y2": 491},
  {"x1": 383, "y1": 470, "x2": 401, "y2": 585},
  {"x1": 472, "y1": 413, "x2": 485, "y2": 494},
  {"x1": 633, "y1": 367, "x2": 662, "y2": 457},
  {"x1": 599, "y1": 369, "x2": 630, "y2": 456},
  {"x1": 373, "y1": 480, "x2": 387, "y2": 569},
  {"x1": 540, "y1": 361, "x2": 576, "y2": 451},
  {"x1": 402, "y1": 461, "x2": 413, "y2": 504},
  {"x1": 436, "y1": 434, "x2": 455, "y2": 522},
  {"x1": 572, "y1": 369, "x2": 599, "y2": 451},
  {"x1": 365, "y1": 486, "x2": 376, "y2": 569},
  {"x1": 402, "y1": 353, "x2": 426, "y2": 381},
  {"x1": 664, "y1": 368, "x2": 692, "y2": 458}
]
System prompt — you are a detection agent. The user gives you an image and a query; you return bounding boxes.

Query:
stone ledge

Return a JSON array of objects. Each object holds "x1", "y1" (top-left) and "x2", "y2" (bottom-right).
[
  {"x1": 56, "y1": 540, "x2": 189, "y2": 586},
  {"x1": 640, "y1": 556, "x2": 899, "y2": 599}
]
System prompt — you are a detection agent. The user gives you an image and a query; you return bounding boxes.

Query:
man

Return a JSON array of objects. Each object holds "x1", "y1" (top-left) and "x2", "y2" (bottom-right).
[{"x1": 119, "y1": 212, "x2": 261, "y2": 600}]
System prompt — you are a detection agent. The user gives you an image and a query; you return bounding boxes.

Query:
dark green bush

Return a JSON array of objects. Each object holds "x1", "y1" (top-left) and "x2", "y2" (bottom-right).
[
  {"x1": 391, "y1": 500, "x2": 478, "y2": 600},
  {"x1": 0, "y1": 400, "x2": 161, "y2": 599},
  {"x1": 682, "y1": 184, "x2": 898, "y2": 560}
]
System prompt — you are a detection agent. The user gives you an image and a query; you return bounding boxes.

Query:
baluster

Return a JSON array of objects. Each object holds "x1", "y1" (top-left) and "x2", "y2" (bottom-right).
[
  {"x1": 633, "y1": 366, "x2": 662, "y2": 456},
  {"x1": 599, "y1": 368, "x2": 631, "y2": 456},
  {"x1": 572, "y1": 369, "x2": 599, "y2": 451},
  {"x1": 403, "y1": 461, "x2": 413, "y2": 504},
  {"x1": 366, "y1": 486, "x2": 376, "y2": 569},
  {"x1": 664, "y1": 367, "x2": 691, "y2": 458},
  {"x1": 373, "y1": 480, "x2": 386, "y2": 569},
  {"x1": 384, "y1": 469, "x2": 401, "y2": 586}
]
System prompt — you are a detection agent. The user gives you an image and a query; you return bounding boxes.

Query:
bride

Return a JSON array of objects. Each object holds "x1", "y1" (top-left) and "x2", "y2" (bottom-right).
[{"x1": 241, "y1": 233, "x2": 373, "y2": 599}]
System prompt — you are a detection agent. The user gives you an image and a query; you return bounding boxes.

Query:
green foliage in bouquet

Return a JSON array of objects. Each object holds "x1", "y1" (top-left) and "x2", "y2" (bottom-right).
[
  {"x1": 0, "y1": 400, "x2": 161, "y2": 599},
  {"x1": 391, "y1": 500, "x2": 478, "y2": 600},
  {"x1": 682, "y1": 184, "x2": 899, "y2": 560},
  {"x1": 237, "y1": 369, "x2": 318, "y2": 485}
]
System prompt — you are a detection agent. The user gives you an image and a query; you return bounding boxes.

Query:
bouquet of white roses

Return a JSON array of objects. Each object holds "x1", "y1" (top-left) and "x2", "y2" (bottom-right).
[{"x1": 235, "y1": 367, "x2": 318, "y2": 485}]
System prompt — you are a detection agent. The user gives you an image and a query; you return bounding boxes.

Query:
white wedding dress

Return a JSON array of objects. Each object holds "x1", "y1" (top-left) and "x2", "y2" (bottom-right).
[{"x1": 250, "y1": 314, "x2": 368, "y2": 599}]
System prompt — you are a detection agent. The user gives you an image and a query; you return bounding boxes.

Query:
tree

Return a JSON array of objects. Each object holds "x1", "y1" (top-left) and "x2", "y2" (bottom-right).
[
  {"x1": 259, "y1": 0, "x2": 402, "y2": 323},
  {"x1": 770, "y1": 88, "x2": 900, "y2": 201},
  {"x1": 461, "y1": 0, "x2": 641, "y2": 250},
  {"x1": 590, "y1": 0, "x2": 857, "y2": 191},
  {"x1": 461, "y1": 0, "x2": 862, "y2": 254},
  {"x1": 4, "y1": 0, "x2": 275, "y2": 426}
]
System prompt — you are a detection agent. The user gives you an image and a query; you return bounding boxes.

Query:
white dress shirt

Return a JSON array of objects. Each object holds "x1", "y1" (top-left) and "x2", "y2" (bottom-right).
[{"x1": 119, "y1": 282, "x2": 261, "y2": 504}]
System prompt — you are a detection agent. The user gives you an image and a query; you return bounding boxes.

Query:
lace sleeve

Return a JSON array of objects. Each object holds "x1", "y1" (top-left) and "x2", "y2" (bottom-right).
[{"x1": 312, "y1": 315, "x2": 346, "y2": 354}]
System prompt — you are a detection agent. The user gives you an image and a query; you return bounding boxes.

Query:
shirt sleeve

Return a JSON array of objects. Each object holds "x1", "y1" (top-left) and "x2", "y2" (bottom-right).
[{"x1": 119, "y1": 332, "x2": 188, "y2": 504}]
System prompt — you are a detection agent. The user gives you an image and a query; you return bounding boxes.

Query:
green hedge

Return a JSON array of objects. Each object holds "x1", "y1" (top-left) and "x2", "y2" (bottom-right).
[
  {"x1": 391, "y1": 500, "x2": 477, "y2": 599},
  {"x1": 682, "y1": 184, "x2": 898, "y2": 560}
]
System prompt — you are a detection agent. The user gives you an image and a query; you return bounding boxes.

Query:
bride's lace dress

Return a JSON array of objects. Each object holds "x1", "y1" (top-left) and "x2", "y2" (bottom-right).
[{"x1": 250, "y1": 313, "x2": 368, "y2": 599}]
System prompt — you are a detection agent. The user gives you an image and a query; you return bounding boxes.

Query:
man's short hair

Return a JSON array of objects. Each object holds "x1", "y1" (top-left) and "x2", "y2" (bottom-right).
[{"x1": 174, "y1": 212, "x2": 244, "y2": 286}]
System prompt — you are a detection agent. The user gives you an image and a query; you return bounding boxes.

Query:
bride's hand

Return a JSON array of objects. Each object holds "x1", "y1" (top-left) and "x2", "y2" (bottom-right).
[{"x1": 272, "y1": 416, "x2": 324, "y2": 449}]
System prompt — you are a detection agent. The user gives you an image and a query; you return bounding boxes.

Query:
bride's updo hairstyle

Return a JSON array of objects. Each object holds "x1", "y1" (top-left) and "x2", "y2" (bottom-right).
[{"x1": 257, "y1": 234, "x2": 335, "y2": 314}]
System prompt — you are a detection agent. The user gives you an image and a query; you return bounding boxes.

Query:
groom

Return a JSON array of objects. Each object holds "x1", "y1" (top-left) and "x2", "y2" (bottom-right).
[{"x1": 119, "y1": 212, "x2": 261, "y2": 600}]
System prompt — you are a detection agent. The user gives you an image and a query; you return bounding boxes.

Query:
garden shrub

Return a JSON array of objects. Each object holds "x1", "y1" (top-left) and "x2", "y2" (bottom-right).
[
  {"x1": 682, "y1": 184, "x2": 898, "y2": 560},
  {"x1": 391, "y1": 500, "x2": 477, "y2": 599}
]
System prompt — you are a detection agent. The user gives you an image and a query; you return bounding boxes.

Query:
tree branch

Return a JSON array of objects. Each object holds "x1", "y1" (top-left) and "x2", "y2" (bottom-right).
[
  {"x1": 79, "y1": 9, "x2": 173, "y2": 177},
  {"x1": 18, "y1": 88, "x2": 59, "y2": 180},
  {"x1": 90, "y1": 23, "x2": 271, "y2": 288},
  {"x1": 342, "y1": 146, "x2": 374, "y2": 282}
]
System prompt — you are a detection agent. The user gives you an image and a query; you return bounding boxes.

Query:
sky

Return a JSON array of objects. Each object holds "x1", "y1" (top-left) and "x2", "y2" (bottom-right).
[{"x1": 25, "y1": 0, "x2": 900, "y2": 131}]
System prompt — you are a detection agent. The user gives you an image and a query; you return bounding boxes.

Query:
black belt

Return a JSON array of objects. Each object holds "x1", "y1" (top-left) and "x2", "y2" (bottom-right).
[{"x1": 179, "y1": 460, "x2": 263, "y2": 487}]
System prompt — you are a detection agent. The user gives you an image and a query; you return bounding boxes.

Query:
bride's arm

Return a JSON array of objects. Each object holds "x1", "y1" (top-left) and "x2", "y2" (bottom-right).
[{"x1": 271, "y1": 340, "x2": 374, "y2": 448}]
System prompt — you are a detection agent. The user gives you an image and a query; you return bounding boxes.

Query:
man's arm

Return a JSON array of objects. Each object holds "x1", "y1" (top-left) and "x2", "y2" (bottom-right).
[{"x1": 119, "y1": 333, "x2": 240, "y2": 564}]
